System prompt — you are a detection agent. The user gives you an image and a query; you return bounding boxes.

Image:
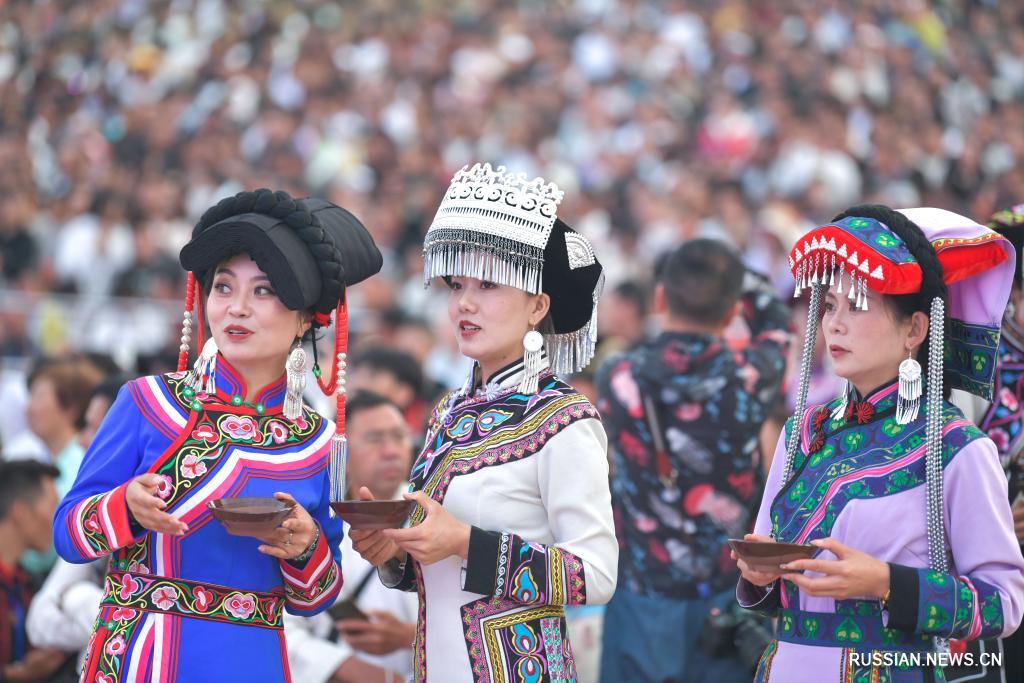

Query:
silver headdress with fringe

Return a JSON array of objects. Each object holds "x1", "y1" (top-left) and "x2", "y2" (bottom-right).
[{"x1": 424, "y1": 163, "x2": 604, "y2": 376}]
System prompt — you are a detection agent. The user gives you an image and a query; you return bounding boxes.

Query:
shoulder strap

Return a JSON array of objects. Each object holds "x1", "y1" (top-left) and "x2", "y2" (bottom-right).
[
  {"x1": 641, "y1": 393, "x2": 677, "y2": 489},
  {"x1": 350, "y1": 564, "x2": 377, "y2": 601}
]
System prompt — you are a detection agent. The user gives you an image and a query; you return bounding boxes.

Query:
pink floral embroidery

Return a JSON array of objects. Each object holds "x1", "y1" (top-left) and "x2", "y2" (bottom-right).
[
  {"x1": 84, "y1": 512, "x2": 103, "y2": 535},
  {"x1": 268, "y1": 420, "x2": 289, "y2": 444},
  {"x1": 127, "y1": 562, "x2": 150, "y2": 575},
  {"x1": 96, "y1": 673, "x2": 114, "y2": 683},
  {"x1": 168, "y1": 371, "x2": 188, "y2": 380},
  {"x1": 222, "y1": 415, "x2": 257, "y2": 441},
  {"x1": 191, "y1": 424, "x2": 218, "y2": 444},
  {"x1": 194, "y1": 391, "x2": 211, "y2": 401},
  {"x1": 289, "y1": 414, "x2": 309, "y2": 430},
  {"x1": 180, "y1": 454, "x2": 207, "y2": 479},
  {"x1": 118, "y1": 574, "x2": 140, "y2": 600},
  {"x1": 152, "y1": 585, "x2": 179, "y2": 610},
  {"x1": 225, "y1": 592, "x2": 257, "y2": 619},
  {"x1": 111, "y1": 607, "x2": 137, "y2": 622},
  {"x1": 193, "y1": 586, "x2": 214, "y2": 611},
  {"x1": 104, "y1": 634, "x2": 126, "y2": 656},
  {"x1": 155, "y1": 475, "x2": 173, "y2": 500}
]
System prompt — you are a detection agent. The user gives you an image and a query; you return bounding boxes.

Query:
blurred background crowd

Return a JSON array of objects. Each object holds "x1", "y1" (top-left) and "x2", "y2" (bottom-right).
[
  {"x1": 1, "y1": 0, "x2": 1023, "y2": 680},
  {"x1": 3, "y1": 0, "x2": 1024, "y2": 377}
]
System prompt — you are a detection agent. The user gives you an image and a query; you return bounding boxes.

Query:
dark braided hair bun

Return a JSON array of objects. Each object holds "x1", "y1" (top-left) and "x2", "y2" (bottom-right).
[
  {"x1": 180, "y1": 189, "x2": 381, "y2": 318},
  {"x1": 832, "y1": 204, "x2": 949, "y2": 384}
]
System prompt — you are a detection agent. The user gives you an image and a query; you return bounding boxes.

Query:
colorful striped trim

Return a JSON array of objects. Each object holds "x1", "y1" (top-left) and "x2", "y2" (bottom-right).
[
  {"x1": 280, "y1": 527, "x2": 342, "y2": 613},
  {"x1": 413, "y1": 397, "x2": 598, "y2": 524},
  {"x1": 67, "y1": 482, "x2": 138, "y2": 560},
  {"x1": 128, "y1": 376, "x2": 188, "y2": 441}
]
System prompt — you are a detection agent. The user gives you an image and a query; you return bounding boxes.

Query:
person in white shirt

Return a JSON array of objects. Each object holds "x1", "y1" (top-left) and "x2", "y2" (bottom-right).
[{"x1": 285, "y1": 391, "x2": 418, "y2": 682}]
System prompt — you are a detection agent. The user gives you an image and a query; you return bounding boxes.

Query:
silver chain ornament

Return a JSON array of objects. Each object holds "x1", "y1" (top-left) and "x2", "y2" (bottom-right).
[
  {"x1": 782, "y1": 283, "x2": 823, "y2": 487},
  {"x1": 924, "y1": 296, "x2": 950, "y2": 654}
]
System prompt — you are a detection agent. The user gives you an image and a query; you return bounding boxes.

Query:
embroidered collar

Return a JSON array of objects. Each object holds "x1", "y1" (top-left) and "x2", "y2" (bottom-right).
[
  {"x1": 204, "y1": 354, "x2": 288, "y2": 412},
  {"x1": 808, "y1": 379, "x2": 899, "y2": 453},
  {"x1": 472, "y1": 351, "x2": 550, "y2": 396},
  {"x1": 436, "y1": 352, "x2": 553, "y2": 427},
  {"x1": 843, "y1": 379, "x2": 899, "y2": 423}
]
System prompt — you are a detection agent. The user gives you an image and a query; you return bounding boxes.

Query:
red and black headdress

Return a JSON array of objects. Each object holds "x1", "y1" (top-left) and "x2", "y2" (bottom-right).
[{"x1": 178, "y1": 189, "x2": 383, "y2": 500}]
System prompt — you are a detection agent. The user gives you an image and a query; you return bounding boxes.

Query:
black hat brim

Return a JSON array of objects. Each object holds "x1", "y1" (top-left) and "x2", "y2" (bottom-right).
[
  {"x1": 179, "y1": 212, "x2": 320, "y2": 310},
  {"x1": 179, "y1": 199, "x2": 383, "y2": 312}
]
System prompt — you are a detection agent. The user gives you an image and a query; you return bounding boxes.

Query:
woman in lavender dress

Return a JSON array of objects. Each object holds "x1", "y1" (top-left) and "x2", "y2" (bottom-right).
[{"x1": 736, "y1": 205, "x2": 1024, "y2": 682}]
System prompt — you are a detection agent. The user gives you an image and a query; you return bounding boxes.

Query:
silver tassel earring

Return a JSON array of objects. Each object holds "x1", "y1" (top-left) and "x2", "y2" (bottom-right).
[
  {"x1": 187, "y1": 338, "x2": 218, "y2": 394},
  {"x1": 896, "y1": 350, "x2": 922, "y2": 425},
  {"x1": 284, "y1": 346, "x2": 307, "y2": 420},
  {"x1": 518, "y1": 329, "x2": 545, "y2": 394},
  {"x1": 832, "y1": 380, "x2": 853, "y2": 421}
]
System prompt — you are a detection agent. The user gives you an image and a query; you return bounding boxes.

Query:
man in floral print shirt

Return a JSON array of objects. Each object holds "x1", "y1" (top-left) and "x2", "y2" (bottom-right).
[{"x1": 597, "y1": 239, "x2": 791, "y2": 683}]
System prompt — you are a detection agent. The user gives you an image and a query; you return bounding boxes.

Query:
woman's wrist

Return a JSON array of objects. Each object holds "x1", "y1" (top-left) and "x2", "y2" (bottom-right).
[
  {"x1": 455, "y1": 522, "x2": 471, "y2": 560},
  {"x1": 291, "y1": 524, "x2": 320, "y2": 563},
  {"x1": 877, "y1": 560, "x2": 892, "y2": 600}
]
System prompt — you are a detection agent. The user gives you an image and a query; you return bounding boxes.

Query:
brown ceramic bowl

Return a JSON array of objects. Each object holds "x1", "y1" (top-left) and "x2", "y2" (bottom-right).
[
  {"x1": 330, "y1": 500, "x2": 416, "y2": 530},
  {"x1": 728, "y1": 539, "x2": 817, "y2": 573},
  {"x1": 208, "y1": 497, "x2": 294, "y2": 537}
]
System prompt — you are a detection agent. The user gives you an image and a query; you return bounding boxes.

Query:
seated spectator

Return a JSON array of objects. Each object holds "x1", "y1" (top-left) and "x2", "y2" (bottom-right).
[
  {"x1": 285, "y1": 391, "x2": 417, "y2": 682},
  {"x1": 77, "y1": 374, "x2": 126, "y2": 450},
  {"x1": 25, "y1": 371, "x2": 124, "y2": 678},
  {"x1": 23, "y1": 358, "x2": 101, "y2": 496},
  {"x1": 348, "y1": 346, "x2": 428, "y2": 434},
  {"x1": 598, "y1": 280, "x2": 650, "y2": 354},
  {"x1": 0, "y1": 460, "x2": 70, "y2": 682}
]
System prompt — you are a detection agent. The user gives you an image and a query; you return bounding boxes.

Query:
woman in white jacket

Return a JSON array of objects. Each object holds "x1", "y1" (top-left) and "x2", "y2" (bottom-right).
[{"x1": 351, "y1": 163, "x2": 618, "y2": 682}]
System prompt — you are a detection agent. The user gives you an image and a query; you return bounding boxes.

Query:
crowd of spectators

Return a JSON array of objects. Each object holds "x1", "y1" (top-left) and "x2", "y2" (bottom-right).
[
  {"x1": 1, "y1": 0, "x2": 1022, "y2": 383},
  {"x1": 2, "y1": 2, "x2": 1024, "y2": 679}
]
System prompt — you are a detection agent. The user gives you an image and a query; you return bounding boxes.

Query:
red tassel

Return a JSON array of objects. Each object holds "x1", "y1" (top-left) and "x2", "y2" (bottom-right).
[{"x1": 194, "y1": 276, "x2": 207, "y2": 356}]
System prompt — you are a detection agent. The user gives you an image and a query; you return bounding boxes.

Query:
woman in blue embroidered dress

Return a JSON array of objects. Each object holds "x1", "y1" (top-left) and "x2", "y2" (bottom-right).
[
  {"x1": 52, "y1": 190, "x2": 382, "y2": 682},
  {"x1": 350, "y1": 164, "x2": 618, "y2": 682},
  {"x1": 735, "y1": 205, "x2": 1024, "y2": 683}
]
